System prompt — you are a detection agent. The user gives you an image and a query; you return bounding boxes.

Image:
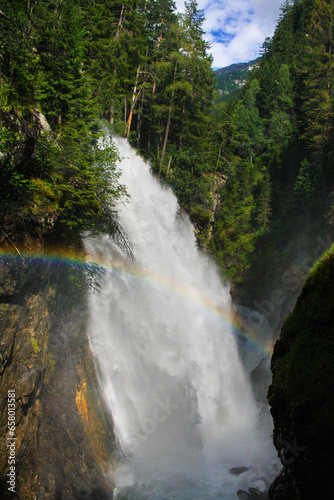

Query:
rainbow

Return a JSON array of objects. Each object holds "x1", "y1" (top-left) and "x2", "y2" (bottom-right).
[{"x1": 0, "y1": 248, "x2": 274, "y2": 356}]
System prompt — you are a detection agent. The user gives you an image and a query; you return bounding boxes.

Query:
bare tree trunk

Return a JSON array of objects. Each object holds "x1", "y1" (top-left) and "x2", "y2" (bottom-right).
[
  {"x1": 127, "y1": 65, "x2": 141, "y2": 137},
  {"x1": 124, "y1": 97, "x2": 127, "y2": 135},
  {"x1": 136, "y1": 90, "x2": 145, "y2": 147},
  {"x1": 166, "y1": 155, "x2": 172, "y2": 177},
  {"x1": 109, "y1": 107, "x2": 114, "y2": 124},
  {"x1": 216, "y1": 142, "x2": 223, "y2": 171},
  {"x1": 115, "y1": 4, "x2": 125, "y2": 39},
  {"x1": 159, "y1": 63, "x2": 177, "y2": 176},
  {"x1": 147, "y1": 71, "x2": 156, "y2": 151}
]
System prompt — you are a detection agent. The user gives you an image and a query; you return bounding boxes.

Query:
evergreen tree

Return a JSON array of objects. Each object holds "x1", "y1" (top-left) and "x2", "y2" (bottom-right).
[{"x1": 301, "y1": 0, "x2": 334, "y2": 201}]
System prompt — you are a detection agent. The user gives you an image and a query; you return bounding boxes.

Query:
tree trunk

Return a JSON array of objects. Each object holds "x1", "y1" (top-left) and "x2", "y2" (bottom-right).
[
  {"x1": 147, "y1": 72, "x2": 156, "y2": 152},
  {"x1": 159, "y1": 63, "x2": 177, "y2": 176},
  {"x1": 136, "y1": 90, "x2": 145, "y2": 147},
  {"x1": 115, "y1": 4, "x2": 125, "y2": 39},
  {"x1": 109, "y1": 107, "x2": 114, "y2": 124},
  {"x1": 127, "y1": 65, "x2": 141, "y2": 137},
  {"x1": 124, "y1": 97, "x2": 127, "y2": 135},
  {"x1": 166, "y1": 155, "x2": 172, "y2": 177},
  {"x1": 216, "y1": 142, "x2": 223, "y2": 171}
]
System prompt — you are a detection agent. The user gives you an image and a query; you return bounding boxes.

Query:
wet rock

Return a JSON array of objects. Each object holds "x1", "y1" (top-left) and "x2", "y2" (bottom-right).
[
  {"x1": 0, "y1": 261, "x2": 116, "y2": 498},
  {"x1": 32, "y1": 108, "x2": 51, "y2": 135},
  {"x1": 249, "y1": 487, "x2": 266, "y2": 498},
  {"x1": 268, "y1": 248, "x2": 334, "y2": 499},
  {"x1": 0, "y1": 304, "x2": 19, "y2": 374},
  {"x1": 0, "y1": 259, "x2": 27, "y2": 297},
  {"x1": 74, "y1": 478, "x2": 111, "y2": 500},
  {"x1": 250, "y1": 358, "x2": 272, "y2": 406},
  {"x1": 238, "y1": 491, "x2": 251, "y2": 499},
  {"x1": 230, "y1": 466, "x2": 250, "y2": 476},
  {"x1": 238, "y1": 487, "x2": 267, "y2": 499},
  {"x1": 267, "y1": 468, "x2": 297, "y2": 500}
]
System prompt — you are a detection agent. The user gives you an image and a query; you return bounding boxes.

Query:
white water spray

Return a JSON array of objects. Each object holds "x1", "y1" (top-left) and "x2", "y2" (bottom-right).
[{"x1": 85, "y1": 137, "x2": 278, "y2": 499}]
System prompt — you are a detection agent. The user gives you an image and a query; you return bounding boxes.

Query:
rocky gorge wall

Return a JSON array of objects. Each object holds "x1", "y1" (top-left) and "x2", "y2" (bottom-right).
[
  {"x1": 268, "y1": 246, "x2": 334, "y2": 500},
  {"x1": 0, "y1": 242, "x2": 116, "y2": 499}
]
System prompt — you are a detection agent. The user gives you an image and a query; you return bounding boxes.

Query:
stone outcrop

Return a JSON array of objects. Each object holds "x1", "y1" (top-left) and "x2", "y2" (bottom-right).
[
  {"x1": 0, "y1": 108, "x2": 58, "y2": 241},
  {"x1": 0, "y1": 251, "x2": 116, "y2": 499}
]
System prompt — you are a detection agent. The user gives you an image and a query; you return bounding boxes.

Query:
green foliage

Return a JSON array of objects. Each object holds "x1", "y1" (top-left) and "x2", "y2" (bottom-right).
[
  {"x1": 39, "y1": 124, "x2": 125, "y2": 236},
  {"x1": 293, "y1": 158, "x2": 316, "y2": 202},
  {"x1": 0, "y1": 1, "x2": 128, "y2": 245},
  {"x1": 208, "y1": 0, "x2": 334, "y2": 282},
  {"x1": 211, "y1": 159, "x2": 262, "y2": 281},
  {"x1": 214, "y1": 61, "x2": 258, "y2": 104},
  {"x1": 1, "y1": 0, "x2": 333, "y2": 286}
]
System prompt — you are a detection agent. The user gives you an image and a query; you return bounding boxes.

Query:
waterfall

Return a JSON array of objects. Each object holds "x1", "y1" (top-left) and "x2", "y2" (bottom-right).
[{"x1": 85, "y1": 137, "x2": 278, "y2": 499}]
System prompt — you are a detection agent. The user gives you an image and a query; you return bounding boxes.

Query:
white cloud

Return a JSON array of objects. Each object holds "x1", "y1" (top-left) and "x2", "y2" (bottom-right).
[{"x1": 175, "y1": 0, "x2": 283, "y2": 68}]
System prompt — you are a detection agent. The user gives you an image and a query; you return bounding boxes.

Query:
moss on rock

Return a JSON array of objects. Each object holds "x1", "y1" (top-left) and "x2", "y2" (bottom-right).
[{"x1": 268, "y1": 244, "x2": 334, "y2": 499}]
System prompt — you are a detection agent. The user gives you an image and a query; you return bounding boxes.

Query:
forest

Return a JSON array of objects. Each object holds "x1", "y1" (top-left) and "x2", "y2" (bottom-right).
[
  {"x1": 1, "y1": 2, "x2": 334, "y2": 499},
  {"x1": 1, "y1": 0, "x2": 334, "y2": 289},
  {"x1": 214, "y1": 59, "x2": 260, "y2": 103}
]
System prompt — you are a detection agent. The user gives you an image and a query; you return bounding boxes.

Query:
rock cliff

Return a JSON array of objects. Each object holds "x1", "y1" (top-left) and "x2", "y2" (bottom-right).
[
  {"x1": 0, "y1": 244, "x2": 116, "y2": 499},
  {"x1": 268, "y1": 246, "x2": 334, "y2": 499}
]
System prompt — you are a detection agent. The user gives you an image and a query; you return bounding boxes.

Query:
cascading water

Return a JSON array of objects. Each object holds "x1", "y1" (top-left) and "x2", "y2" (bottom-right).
[{"x1": 85, "y1": 137, "x2": 279, "y2": 499}]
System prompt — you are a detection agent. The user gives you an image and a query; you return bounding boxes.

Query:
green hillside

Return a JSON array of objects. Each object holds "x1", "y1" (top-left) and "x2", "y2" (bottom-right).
[{"x1": 214, "y1": 58, "x2": 261, "y2": 103}]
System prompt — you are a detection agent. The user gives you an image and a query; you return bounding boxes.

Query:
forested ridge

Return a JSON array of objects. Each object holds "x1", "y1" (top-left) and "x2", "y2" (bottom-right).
[
  {"x1": 214, "y1": 58, "x2": 260, "y2": 104},
  {"x1": 215, "y1": 0, "x2": 334, "y2": 288},
  {"x1": 1, "y1": 0, "x2": 334, "y2": 288}
]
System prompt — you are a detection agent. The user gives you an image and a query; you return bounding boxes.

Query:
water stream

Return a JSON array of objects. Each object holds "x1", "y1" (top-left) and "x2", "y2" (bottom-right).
[{"x1": 85, "y1": 137, "x2": 279, "y2": 499}]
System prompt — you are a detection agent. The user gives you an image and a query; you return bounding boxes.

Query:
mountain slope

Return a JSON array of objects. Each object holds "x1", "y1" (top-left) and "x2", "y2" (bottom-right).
[{"x1": 214, "y1": 58, "x2": 261, "y2": 102}]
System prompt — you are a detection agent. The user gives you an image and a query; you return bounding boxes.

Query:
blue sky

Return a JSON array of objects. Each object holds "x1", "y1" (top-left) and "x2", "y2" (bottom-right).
[{"x1": 175, "y1": 0, "x2": 283, "y2": 68}]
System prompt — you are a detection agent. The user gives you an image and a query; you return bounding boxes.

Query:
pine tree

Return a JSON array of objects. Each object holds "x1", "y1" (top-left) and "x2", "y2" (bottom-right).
[{"x1": 231, "y1": 79, "x2": 265, "y2": 163}]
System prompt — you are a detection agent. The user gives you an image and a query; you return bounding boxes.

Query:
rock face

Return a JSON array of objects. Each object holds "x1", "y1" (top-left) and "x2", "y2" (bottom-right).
[
  {"x1": 0, "y1": 254, "x2": 116, "y2": 498},
  {"x1": 0, "y1": 108, "x2": 59, "y2": 241},
  {"x1": 268, "y1": 247, "x2": 334, "y2": 500}
]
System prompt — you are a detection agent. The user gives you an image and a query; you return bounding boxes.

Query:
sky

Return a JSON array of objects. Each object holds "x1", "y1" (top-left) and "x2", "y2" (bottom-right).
[{"x1": 175, "y1": 0, "x2": 283, "y2": 69}]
